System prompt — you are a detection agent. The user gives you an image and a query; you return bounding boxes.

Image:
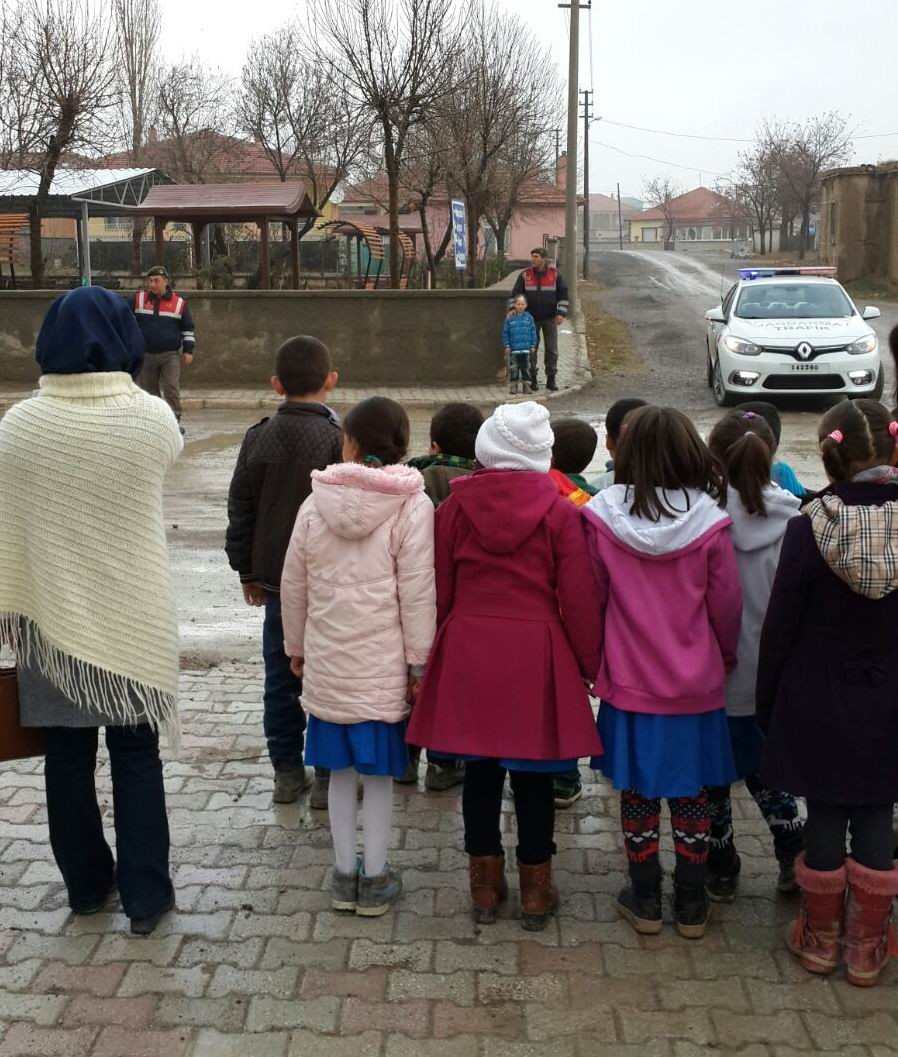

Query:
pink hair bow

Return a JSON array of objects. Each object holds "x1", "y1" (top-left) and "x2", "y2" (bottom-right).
[
  {"x1": 889, "y1": 421, "x2": 898, "y2": 439},
  {"x1": 828, "y1": 429, "x2": 844, "y2": 444}
]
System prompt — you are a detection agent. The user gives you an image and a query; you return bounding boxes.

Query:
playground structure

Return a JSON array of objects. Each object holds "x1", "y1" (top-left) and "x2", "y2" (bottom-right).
[
  {"x1": 0, "y1": 215, "x2": 27, "y2": 288},
  {"x1": 317, "y1": 220, "x2": 418, "y2": 289}
]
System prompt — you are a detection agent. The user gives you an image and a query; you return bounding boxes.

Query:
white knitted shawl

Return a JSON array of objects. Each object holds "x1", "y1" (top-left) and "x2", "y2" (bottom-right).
[{"x1": 0, "y1": 373, "x2": 183, "y2": 744}]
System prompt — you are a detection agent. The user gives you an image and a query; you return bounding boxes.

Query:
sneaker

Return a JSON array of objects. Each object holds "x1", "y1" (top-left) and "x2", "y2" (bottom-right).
[
  {"x1": 777, "y1": 857, "x2": 799, "y2": 895},
  {"x1": 272, "y1": 767, "x2": 312, "y2": 804},
  {"x1": 674, "y1": 883, "x2": 712, "y2": 939},
  {"x1": 309, "y1": 769, "x2": 329, "y2": 811},
  {"x1": 706, "y1": 853, "x2": 741, "y2": 903},
  {"x1": 553, "y1": 772, "x2": 583, "y2": 809},
  {"x1": 425, "y1": 761, "x2": 465, "y2": 792},
  {"x1": 331, "y1": 860, "x2": 360, "y2": 912},
  {"x1": 356, "y1": 865, "x2": 403, "y2": 917},
  {"x1": 130, "y1": 893, "x2": 175, "y2": 936},
  {"x1": 616, "y1": 884, "x2": 663, "y2": 935}
]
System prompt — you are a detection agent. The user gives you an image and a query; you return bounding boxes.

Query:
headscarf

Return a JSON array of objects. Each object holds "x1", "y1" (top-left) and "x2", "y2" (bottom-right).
[{"x1": 35, "y1": 286, "x2": 146, "y2": 376}]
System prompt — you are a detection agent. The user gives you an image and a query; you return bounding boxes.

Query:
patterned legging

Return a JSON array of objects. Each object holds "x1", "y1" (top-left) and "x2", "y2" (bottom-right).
[
  {"x1": 706, "y1": 776, "x2": 803, "y2": 869},
  {"x1": 621, "y1": 788, "x2": 710, "y2": 889}
]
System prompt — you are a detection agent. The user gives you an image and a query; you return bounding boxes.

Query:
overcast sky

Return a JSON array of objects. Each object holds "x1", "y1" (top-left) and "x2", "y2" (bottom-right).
[{"x1": 157, "y1": 0, "x2": 898, "y2": 200}]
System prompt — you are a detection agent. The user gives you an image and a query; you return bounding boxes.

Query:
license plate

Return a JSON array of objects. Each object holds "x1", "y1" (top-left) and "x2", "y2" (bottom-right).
[{"x1": 791, "y1": 363, "x2": 819, "y2": 371}]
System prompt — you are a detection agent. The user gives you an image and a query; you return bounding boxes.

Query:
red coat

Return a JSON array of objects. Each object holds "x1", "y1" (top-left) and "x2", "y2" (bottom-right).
[{"x1": 408, "y1": 470, "x2": 603, "y2": 761}]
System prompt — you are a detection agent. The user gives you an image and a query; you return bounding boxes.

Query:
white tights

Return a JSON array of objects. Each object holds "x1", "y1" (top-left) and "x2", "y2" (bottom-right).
[{"x1": 327, "y1": 767, "x2": 393, "y2": 878}]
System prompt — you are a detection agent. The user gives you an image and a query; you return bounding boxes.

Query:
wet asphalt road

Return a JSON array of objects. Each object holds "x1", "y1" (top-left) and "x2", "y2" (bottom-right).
[{"x1": 169, "y1": 249, "x2": 898, "y2": 662}]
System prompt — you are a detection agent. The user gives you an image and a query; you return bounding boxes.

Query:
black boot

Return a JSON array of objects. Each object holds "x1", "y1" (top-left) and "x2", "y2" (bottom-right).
[
  {"x1": 706, "y1": 850, "x2": 741, "y2": 904},
  {"x1": 616, "y1": 879, "x2": 662, "y2": 935},
  {"x1": 674, "y1": 882, "x2": 711, "y2": 939},
  {"x1": 546, "y1": 376, "x2": 558, "y2": 392}
]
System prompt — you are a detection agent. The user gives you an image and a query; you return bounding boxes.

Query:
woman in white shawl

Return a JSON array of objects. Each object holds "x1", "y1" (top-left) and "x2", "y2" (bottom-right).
[{"x1": 0, "y1": 286, "x2": 182, "y2": 935}]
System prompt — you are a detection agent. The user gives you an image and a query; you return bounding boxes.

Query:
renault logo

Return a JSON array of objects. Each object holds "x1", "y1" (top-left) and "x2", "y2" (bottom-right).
[{"x1": 796, "y1": 342, "x2": 814, "y2": 360}]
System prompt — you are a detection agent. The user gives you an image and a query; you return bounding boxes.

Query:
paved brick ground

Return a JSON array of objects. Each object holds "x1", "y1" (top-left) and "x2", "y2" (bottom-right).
[{"x1": 1, "y1": 662, "x2": 895, "y2": 1056}]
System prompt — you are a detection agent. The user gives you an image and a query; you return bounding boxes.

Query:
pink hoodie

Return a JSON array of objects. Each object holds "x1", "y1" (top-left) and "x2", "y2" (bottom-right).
[
  {"x1": 584, "y1": 485, "x2": 742, "y2": 715},
  {"x1": 280, "y1": 461, "x2": 436, "y2": 725}
]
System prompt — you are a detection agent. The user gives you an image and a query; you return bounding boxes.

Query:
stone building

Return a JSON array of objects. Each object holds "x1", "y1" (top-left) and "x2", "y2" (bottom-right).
[{"x1": 819, "y1": 162, "x2": 898, "y2": 284}]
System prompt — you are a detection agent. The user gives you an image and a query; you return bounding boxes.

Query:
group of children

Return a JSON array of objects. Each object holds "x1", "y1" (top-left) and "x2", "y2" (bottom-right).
[{"x1": 226, "y1": 334, "x2": 898, "y2": 987}]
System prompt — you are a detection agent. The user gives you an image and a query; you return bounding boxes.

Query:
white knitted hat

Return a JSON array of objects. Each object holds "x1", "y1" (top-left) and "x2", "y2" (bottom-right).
[{"x1": 475, "y1": 401, "x2": 554, "y2": 473}]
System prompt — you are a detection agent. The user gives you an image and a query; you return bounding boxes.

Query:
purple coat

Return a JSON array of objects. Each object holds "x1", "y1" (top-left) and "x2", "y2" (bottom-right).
[
  {"x1": 408, "y1": 470, "x2": 602, "y2": 762},
  {"x1": 757, "y1": 481, "x2": 898, "y2": 805}
]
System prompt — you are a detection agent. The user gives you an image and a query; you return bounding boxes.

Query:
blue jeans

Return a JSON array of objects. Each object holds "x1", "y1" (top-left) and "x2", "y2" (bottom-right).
[
  {"x1": 44, "y1": 724, "x2": 173, "y2": 920},
  {"x1": 263, "y1": 593, "x2": 306, "y2": 771}
]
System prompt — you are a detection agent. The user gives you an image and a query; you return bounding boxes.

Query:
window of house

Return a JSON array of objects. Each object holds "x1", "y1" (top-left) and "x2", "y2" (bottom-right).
[
  {"x1": 713, "y1": 227, "x2": 723, "y2": 240},
  {"x1": 103, "y1": 217, "x2": 132, "y2": 233}
]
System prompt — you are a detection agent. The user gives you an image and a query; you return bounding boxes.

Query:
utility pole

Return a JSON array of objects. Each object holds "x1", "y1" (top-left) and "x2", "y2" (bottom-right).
[
  {"x1": 617, "y1": 181, "x2": 624, "y2": 250},
  {"x1": 580, "y1": 89, "x2": 593, "y2": 279},
  {"x1": 559, "y1": 0, "x2": 588, "y2": 317}
]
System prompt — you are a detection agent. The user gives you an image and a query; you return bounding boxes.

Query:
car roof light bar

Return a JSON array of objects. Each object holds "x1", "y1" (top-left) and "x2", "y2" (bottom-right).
[{"x1": 738, "y1": 266, "x2": 838, "y2": 280}]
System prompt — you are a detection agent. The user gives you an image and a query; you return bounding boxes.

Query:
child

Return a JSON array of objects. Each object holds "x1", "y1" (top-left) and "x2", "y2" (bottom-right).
[
  {"x1": 502, "y1": 295, "x2": 538, "y2": 396},
  {"x1": 549, "y1": 418, "x2": 600, "y2": 809},
  {"x1": 584, "y1": 406, "x2": 741, "y2": 939},
  {"x1": 402, "y1": 402, "x2": 484, "y2": 790},
  {"x1": 757, "y1": 398, "x2": 898, "y2": 987},
  {"x1": 408, "y1": 402, "x2": 602, "y2": 930},
  {"x1": 407, "y1": 402, "x2": 485, "y2": 508},
  {"x1": 225, "y1": 336, "x2": 341, "y2": 809},
  {"x1": 590, "y1": 397, "x2": 647, "y2": 491},
  {"x1": 705, "y1": 410, "x2": 804, "y2": 902},
  {"x1": 739, "y1": 401, "x2": 809, "y2": 499},
  {"x1": 280, "y1": 397, "x2": 436, "y2": 917}
]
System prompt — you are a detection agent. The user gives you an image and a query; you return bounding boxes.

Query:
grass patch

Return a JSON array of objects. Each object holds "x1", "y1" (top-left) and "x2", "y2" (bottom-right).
[
  {"x1": 844, "y1": 277, "x2": 898, "y2": 305},
  {"x1": 579, "y1": 280, "x2": 640, "y2": 376}
]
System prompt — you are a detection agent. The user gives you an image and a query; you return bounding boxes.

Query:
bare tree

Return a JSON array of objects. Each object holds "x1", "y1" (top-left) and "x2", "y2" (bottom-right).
[
  {"x1": 643, "y1": 176, "x2": 681, "y2": 247},
  {"x1": 113, "y1": 0, "x2": 161, "y2": 273},
  {"x1": 310, "y1": 0, "x2": 464, "y2": 288},
  {"x1": 156, "y1": 59, "x2": 235, "y2": 183},
  {"x1": 401, "y1": 121, "x2": 452, "y2": 285},
  {"x1": 725, "y1": 140, "x2": 779, "y2": 255},
  {"x1": 440, "y1": 2, "x2": 555, "y2": 286},
  {"x1": 763, "y1": 113, "x2": 852, "y2": 258},
  {"x1": 0, "y1": 0, "x2": 119, "y2": 285}
]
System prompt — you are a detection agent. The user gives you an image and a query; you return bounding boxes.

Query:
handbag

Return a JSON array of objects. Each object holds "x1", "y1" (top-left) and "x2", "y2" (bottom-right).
[{"x1": 0, "y1": 667, "x2": 46, "y2": 762}]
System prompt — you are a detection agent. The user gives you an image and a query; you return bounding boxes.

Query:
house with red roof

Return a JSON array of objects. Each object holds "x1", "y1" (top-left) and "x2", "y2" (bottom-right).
[{"x1": 630, "y1": 186, "x2": 751, "y2": 246}]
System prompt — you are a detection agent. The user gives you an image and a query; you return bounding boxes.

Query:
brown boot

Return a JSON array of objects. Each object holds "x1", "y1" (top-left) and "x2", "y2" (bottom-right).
[
  {"x1": 518, "y1": 860, "x2": 558, "y2": 932},
  {"x1": 844, "y1": 858, "x2": 898, "y2": 987},
  {"x1": 469, "y1": 855, "x2": 507, "y2": 924},
  {"x1": 786, "y1": 853, "x2": 847, "y2": 975}
]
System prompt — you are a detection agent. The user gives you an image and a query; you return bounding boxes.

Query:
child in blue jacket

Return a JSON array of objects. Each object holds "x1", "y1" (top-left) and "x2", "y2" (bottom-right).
[{"x1": 502, "y1": 296, "x2": 538, "y2": 395}]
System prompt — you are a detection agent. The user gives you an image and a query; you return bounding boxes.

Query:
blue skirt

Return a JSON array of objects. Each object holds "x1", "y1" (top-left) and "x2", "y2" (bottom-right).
[
  {"x1": 458, "y1": 754, "x2": 577, "y2": 774},
  {"x1": 592, "y1": 703, "x2": 737, "y2": 798},
  {"x1": 727, "y1": 715, "x2": 764, "y2": 780},
  {"x1": 305, "y1": 716, "x2": 409, "y2": 779}
]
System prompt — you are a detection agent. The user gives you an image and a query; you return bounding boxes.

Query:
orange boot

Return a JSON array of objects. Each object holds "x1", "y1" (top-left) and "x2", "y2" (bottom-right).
[
  {"x1": 786, "y1": 853, "x2": 847, "y2": 975},
  {"x1": 469, "y1": 855, "x2": 507, "y2": 924},
  {"x1": 518, "y1": 860, "x2": 558, "y2": 932},
  {"x1": 843, "y1": 858, "x2": 898, "y2": 987}
]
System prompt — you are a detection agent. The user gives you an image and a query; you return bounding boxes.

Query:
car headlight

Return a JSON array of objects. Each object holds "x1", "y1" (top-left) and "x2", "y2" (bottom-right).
[
  {"x1": 847, "y1": 334, "x2": 878, "y2": 355},
  {"x1": 723, "y1": 335, "x2": 761, "y2": 356}
]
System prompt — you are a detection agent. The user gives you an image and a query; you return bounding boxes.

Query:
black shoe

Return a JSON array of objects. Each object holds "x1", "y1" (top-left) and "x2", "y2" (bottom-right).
[
  {"x1": 130, "y1": 894, "x2": 175, "y2": 936},
  {"x1": 530, "y1": 377, "x2": 541, "y2": 391},
  {"x1": 706, "y1": 853, "x2": 741, "y2": 903},
  {"x1": 674, "y1": 883, "x2": 711, "y2": 939},
  {"x1": 546, "y1": 378, "x2": 559, "y2": 392},
  {"x1": 72, "y1": 882, "x2": 116, "y2": 916},
  {"x1": 616, "y1": 884, "x2": 663, "y2": 935}
]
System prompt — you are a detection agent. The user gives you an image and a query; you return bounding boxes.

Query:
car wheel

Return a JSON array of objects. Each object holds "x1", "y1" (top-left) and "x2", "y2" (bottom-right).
[{"x1": 711, "y1": 358, "x2": 737, "y2": 407}]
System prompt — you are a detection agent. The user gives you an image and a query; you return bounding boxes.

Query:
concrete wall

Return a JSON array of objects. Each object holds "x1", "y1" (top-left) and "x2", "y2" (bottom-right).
[
  {"x1": 819, "y1": 165, "x2": 898, "y2": 285},
  {"x1": 0, "y1": 289, "x2": 509, "y2": 387}
]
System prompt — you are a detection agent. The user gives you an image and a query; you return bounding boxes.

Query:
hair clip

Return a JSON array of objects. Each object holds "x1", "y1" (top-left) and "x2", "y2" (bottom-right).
[
  {"x1": 363, "y1": 454, "x2": 384, "y2": 466},
  {"x1": 827, "y1": 429, "x2": 844, "y2": 444},
  {"x1": 889, "y1": 421, "x2": 898, "y2": 439},
  {"x1": 741, "y1": 411, "x2": 757, "y2": 420}
]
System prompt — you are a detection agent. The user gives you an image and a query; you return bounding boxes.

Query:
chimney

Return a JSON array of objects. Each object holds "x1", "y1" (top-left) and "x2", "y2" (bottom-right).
[{"x1": 555, "y1": 151, "x2": 567, "y2": 190}]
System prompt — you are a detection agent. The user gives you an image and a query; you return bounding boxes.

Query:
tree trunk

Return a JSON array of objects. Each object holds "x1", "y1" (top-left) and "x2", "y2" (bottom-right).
[
  {"x1": 419, "y1": 205, "x2": 436, "y2": 287},
  {"x1": 29, "y1": 201, "x2": 45, "y2": 287},
  {"x1": 384, "y1": 134, "x2": 401, "y2": 290},
  {"x1": 759, "y1": 226, "x2": 766, "y2": 255},
  {"x1": 466, "y1": 203, "x2": 480, "y2": 288},
  {"x1": 495, "y1": 218, "x2": 510, "y2": 273},
  {"x1": 131, "y1": 219, "x2": 145, "y2": 275}
]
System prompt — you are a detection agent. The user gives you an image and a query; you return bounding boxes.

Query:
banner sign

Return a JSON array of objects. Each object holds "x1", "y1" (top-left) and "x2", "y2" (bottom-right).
[{"x1": 451, "y1": 199, "x2": 467, "y2": 271}]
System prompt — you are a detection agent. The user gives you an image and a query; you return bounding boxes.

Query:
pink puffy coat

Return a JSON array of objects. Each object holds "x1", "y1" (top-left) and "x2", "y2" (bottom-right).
[{"x1": 280, "y1": 462, "x2": 436, "y2": 724}]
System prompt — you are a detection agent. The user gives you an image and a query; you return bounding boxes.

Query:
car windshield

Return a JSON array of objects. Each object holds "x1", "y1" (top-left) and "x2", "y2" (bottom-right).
[{"x1": 734, "y1": 283, "x2": 854, "y2": 320}]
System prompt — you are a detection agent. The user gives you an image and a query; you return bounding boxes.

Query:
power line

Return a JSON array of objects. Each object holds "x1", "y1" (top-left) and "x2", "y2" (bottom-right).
[
  {"x1": 599, "y1": 116, "x2": 898, "y2": 143},
  {"x1": 589, "y1": 137, "x2": 727, "y2": 177}
]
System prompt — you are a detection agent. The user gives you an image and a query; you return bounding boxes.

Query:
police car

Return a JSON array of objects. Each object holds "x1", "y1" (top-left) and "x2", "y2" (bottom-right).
[{"x1": 704, "y1": 267, "x2": 882, "y2": 406}]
